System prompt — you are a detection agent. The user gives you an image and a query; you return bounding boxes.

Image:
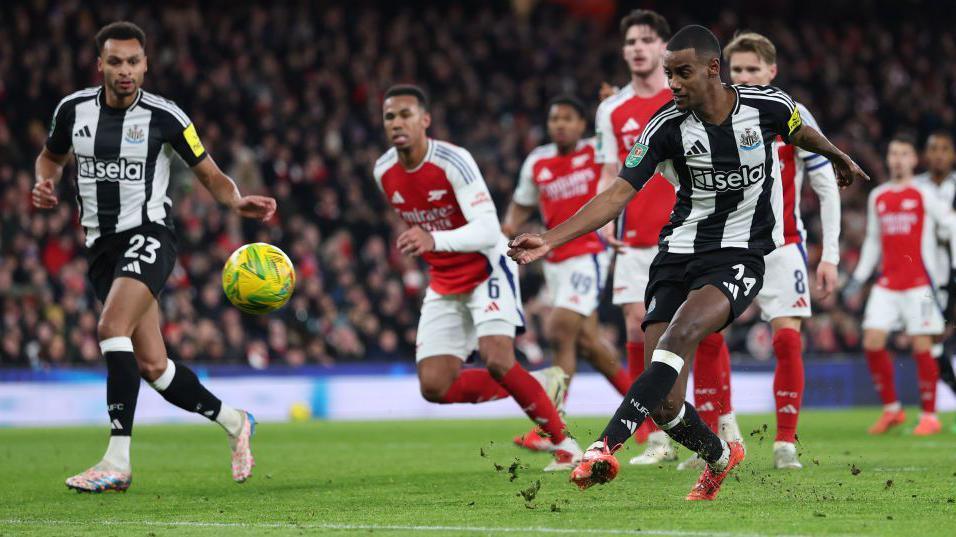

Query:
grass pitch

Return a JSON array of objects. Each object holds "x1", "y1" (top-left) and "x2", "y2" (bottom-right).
[{"x1": 1, "y1": 409, "x2": 954, "y2": 536}]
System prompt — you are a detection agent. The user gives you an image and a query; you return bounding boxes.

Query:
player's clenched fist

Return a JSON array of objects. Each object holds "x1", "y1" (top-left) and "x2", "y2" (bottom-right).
[
  {"x1": 397, "y1": 226, "x2": 435, "y2": 256},
  {"x1": 507, "y1": 233, "x2": 551, "y2": 265},
  {"x1": 32, "y1": 178, "x2": 58, "y2": 209}
]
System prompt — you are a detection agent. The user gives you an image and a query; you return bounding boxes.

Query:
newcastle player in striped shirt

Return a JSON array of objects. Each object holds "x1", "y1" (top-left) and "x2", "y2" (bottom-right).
[
  {"x1": 32, "y1": 22, "x2": 276, "y2": 492},
  {"x1": 508, "y1": 25, "x2": 868, "y2": 500}
]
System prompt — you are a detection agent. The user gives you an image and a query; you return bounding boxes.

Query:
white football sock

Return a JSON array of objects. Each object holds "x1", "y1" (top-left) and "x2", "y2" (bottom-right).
[
  {"x1": 884, "y1": 401, "x2": 902, "y2": 413},
  {"x1": 709, "y1": 439, "x2": 731, "y2": 472},
  {"x1": 102, "y1": 436, "x2": 131, "y2": 472},
  {"x1": 216, "y1": 404, "x2": 244, "y2": 437},
  {"x1": 148, "y1": 359, "x2": 175, "y2": 391}
]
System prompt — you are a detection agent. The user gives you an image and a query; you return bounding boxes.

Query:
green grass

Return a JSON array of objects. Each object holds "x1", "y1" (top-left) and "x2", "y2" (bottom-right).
[{"x1": 1, "y1": 409, "x2": 955, "y2": 537}]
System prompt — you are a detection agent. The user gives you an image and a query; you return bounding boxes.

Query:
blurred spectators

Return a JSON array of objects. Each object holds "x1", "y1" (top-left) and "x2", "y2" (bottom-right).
[{"x1": 1, "y1": 1, "x2": 954, "y2": 367}]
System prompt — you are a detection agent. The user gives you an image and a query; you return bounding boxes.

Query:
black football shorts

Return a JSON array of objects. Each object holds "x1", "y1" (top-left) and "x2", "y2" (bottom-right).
[
  {"x1": 642, "y1": 248, "x2": 765, "y2": 331},
  {"x1": 87, "y1": 223, "x2": 177, "y2": 303}
]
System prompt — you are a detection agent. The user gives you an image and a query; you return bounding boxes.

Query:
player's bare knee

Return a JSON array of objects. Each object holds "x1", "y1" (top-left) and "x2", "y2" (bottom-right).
[
  {"x1": 418, "y1": 371, "x2": 452, "y2": 402},
  {"x1": 420, "y1": 382, "x2": 447, "y2": 403},
  {"x1": 862, "y1": 330, "x2": 887, "y2": 351},
  {"x1": 478, "y1": 336, "x2": 515, "y2": 378},
  {"x1": 137, "y1": 356, "x2": 168, "y2": 382},
  {"x1": 96, "y1": 316, "x2": 131, "y2": 341},
  {"x1": 659, "y1": 318, "x2": 707, "y2": 352}
]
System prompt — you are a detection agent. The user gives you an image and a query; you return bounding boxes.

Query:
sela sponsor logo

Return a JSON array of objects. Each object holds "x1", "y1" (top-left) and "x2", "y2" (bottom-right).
[
  {"x1": 427, "y1": 189, "x2": 448, "y2": 202},
  {"x1": 125, "y1": 124, "x2": 145, "y2": 144},
  {"x1": 399, "y1": 206, "x2": 456, "y2": 231},
  {"x1": 738, "y1": 127, "x2": 762, "y2": 151},
  {"x1": 690, "y1": 163, "x2": 766, "y2": 191},
  {"x1": 77, "y1": 156, "x2": 145, "y2": 182}
]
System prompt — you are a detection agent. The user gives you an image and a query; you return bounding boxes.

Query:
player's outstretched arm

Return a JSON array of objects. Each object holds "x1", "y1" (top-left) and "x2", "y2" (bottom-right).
[
  {"x1": 791, "y1": 126, "x2": 869, "y2": 187},
  {"x1": 32, "y1": 148, "x2": 70, "y2": 209},
  {"x1": 508, "y1": 177, "x2": 635, "y2": 264},
  {"x1": 192, "y1": 156, "x2": 276, "y2": 222}
]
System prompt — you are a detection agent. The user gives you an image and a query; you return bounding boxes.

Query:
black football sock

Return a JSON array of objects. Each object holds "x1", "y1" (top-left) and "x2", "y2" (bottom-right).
[
  {"x1": 148, "y1": 359, "x2": 223, "y2": 420},
  {"x1": 101, "y1": 337, "x2": 140, "y2": 437},
  {"x1": 597, "y1": 350, "x2": 684, "y2": 450},
  {"x1": 658, "y1": 402, "x2": 726, "y2": 464}
]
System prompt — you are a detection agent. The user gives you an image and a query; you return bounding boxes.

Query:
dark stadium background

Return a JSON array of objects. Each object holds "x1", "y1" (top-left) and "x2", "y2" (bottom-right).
[{"x1": 2, "y1": 0, "x2": 954, "y2": 372}]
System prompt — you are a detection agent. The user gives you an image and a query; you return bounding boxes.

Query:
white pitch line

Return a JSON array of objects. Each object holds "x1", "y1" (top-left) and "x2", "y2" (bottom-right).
[{"x1": 0, "y1": 519, "x2": 860, "y2": 537}]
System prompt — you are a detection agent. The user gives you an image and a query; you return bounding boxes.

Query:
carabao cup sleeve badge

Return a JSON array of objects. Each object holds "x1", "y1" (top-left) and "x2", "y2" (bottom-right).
[{"x1": 625, "y1": 142, "x2": 649, "y2": 168}]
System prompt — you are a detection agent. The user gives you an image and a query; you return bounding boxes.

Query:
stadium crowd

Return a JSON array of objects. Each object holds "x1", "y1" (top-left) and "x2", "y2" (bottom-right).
[{"x1": 2, "y1": 0, "x2": 955, "y2": 368}]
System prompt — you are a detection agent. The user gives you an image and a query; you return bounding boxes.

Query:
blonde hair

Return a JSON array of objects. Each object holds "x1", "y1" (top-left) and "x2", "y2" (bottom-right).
[{"x1": 723, "y1": 31, "x2": 776, "y2": 65}]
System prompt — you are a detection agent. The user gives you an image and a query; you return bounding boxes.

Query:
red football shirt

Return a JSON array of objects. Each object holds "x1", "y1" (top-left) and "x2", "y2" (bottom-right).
[
  {"x1": 373, "y1": 140, "x2": 499, "y2": 295},
  {"x1": 513, "y1": 139, "x2": 605, "y2": 262},
  {"x1": 595, "y1": 85, "x2": 675, "y2": 247}
]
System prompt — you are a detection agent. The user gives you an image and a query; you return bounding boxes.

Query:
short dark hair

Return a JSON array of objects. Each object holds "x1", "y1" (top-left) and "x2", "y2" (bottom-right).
[
  {"x1": 619, "y1": 9, "x2": 671, "y2": 41},
  {"x1": 384, "y1": 84, "x2": 429, "y2": 110},
  {"x1": 548, "y1": 95, "x2": 586, "y2": 119},
  {"x1": 95, "y1": 21, "x2": 146, "y2": 54},
  {"x1": 926, "y1": 129, "x2": 955, "y2": 147},
  {"x1": 667, "y1": 25, "x2": 721, "y2": 61},
  {"x1": 889, "y1": 131, "x2": 918, "y2": 150}
]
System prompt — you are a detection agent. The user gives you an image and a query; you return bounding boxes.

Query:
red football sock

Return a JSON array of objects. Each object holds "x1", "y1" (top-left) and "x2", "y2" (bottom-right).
[
  {"x1": 692, "y1": 333, "x2": 724, "y2": 433},
  {"x1": 626, "y1": 341, "x2": 644, "y2": 380},
  {"x1": 865, "y1": 349, "x2": 898, "y2": 405},
  {"x1": 772, "y1": 328, "x2": 804, "y2": 443},
  {"x1": 498, "y1": 363, "x2": 567, "y2": 443},
  {"x1": 914, "y1": 350, "x2": 939, "y2": 414},
  {"x1": 715, "y1": 334, "x2": 733, "y2": 415},
  {"x1": 608, "y1": 368, "x2": 631, "y2": 396},
  {"x1": 440, "y1": 369, "x2": 508, "y2": 403}
]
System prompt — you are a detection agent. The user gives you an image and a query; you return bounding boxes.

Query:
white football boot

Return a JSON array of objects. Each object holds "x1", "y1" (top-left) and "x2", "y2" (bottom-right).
[{"x1": 628, "y1": 430, "x2": 677, "y2": 465}]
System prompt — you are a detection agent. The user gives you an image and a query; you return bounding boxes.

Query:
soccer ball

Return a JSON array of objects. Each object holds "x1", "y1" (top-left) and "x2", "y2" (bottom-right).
[{"x1": 222, "y1": 243, "x2": 296, "y2": 314}]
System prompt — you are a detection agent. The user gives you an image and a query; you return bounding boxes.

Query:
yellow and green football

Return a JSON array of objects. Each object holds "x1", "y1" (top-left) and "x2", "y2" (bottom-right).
[{"x1": 222, "y1": 243, "x2": 296, "y2": 314}]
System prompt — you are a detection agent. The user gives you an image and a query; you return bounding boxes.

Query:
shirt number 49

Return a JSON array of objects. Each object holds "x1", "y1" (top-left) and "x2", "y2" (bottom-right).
[{"x1": 732, "y1": 264, "x2": 757, "y2": 297}]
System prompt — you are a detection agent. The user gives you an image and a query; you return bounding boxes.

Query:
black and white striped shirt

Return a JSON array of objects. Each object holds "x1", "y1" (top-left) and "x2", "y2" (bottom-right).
[
  {"x1": 46, "y1": 87, "x2": 208, "y2": 246},
  {"x1": 619, "y1": 85, "x2": 804, "y2": 255}
]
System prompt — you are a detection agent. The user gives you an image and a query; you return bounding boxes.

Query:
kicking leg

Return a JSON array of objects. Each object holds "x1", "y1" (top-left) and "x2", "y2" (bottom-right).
[{"x1": 132, "y1": 301, "x2": 255, "y2": 482}]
